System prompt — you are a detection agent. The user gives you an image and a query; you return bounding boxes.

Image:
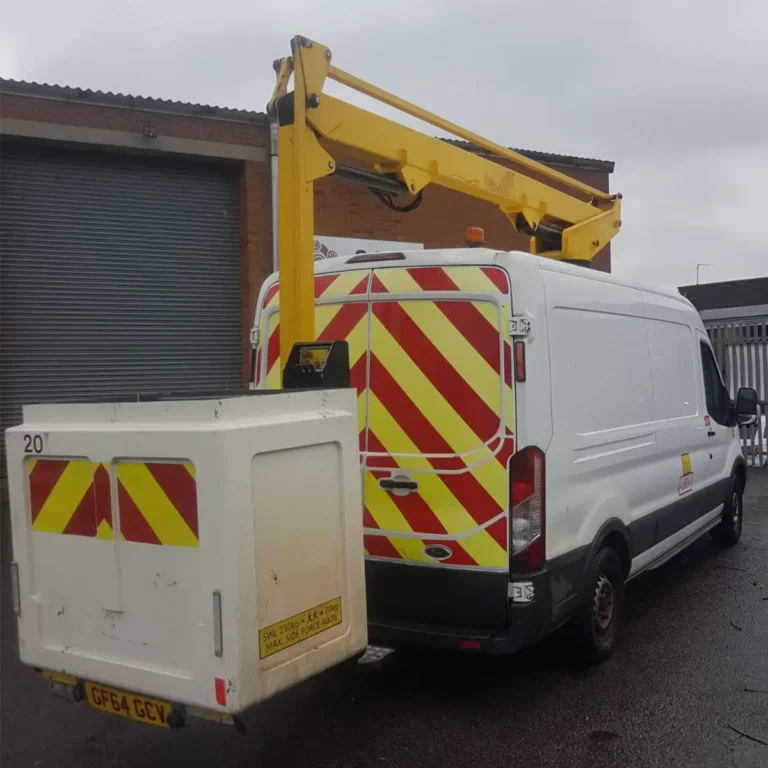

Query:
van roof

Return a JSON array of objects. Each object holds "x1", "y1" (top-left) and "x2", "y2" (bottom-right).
[
  {"x1": 308, "y1": 248, "x2": 695, "y2": 310},
  {"x1": 537, "y1": 255, "x2": 696, "y2": 309},
  {"x1": 310, "y1": 247, "x2": 499, "y2": 274}
]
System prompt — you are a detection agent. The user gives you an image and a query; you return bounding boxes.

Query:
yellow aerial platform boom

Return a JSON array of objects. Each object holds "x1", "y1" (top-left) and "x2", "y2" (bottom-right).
[{"x1": 268, "y1": 35, "x2": 622, "y2": 368}]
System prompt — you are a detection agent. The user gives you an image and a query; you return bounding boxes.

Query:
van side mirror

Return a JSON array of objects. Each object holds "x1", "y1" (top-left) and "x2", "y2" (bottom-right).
[{"x1": 735, "y1": 387, "x2": 758, "y2": 426}]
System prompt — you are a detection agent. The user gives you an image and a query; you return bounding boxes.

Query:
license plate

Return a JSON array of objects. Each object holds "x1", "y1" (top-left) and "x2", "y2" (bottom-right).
[{"x1": 85, "y1": 682, "x2": 172, "y2": 728}]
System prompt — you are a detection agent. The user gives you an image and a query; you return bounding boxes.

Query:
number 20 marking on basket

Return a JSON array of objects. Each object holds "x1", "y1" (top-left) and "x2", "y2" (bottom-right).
[{"x1": 23, "y1": 434, "x2": 45, "y2": 454}]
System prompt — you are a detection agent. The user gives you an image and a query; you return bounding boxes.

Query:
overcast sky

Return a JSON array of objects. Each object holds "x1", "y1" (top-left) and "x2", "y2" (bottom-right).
[{"x1": 2, "y1": 0, "x2": 766, "y2": 289}]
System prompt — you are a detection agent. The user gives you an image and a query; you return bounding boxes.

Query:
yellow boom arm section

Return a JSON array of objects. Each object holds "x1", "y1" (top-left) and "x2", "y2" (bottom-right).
[{"x1": 268, "y1": 35, "x2": 622, "y2": 367}]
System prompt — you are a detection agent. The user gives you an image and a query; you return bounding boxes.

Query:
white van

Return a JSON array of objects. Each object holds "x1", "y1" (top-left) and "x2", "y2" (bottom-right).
[{"x1": 252, "y1": 246, "x2": 757, "y2": 662}]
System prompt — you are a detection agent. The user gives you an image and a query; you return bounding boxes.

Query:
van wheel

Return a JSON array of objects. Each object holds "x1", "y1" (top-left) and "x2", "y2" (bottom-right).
[
  {"x1": 571, "y1": 547, "x2": 625, "y2": 665},
  {"x1": 710, "y1": 478, "x2": 743, "y2": 547}
]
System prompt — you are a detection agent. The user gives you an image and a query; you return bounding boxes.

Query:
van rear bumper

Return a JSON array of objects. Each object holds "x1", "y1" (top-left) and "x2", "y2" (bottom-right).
[
  {"x1": 368, "y1": 613, "x2": 543, "y2": 655},
  {"x1": 365, "y1": 559, "x2": 568, "y2": 655}
]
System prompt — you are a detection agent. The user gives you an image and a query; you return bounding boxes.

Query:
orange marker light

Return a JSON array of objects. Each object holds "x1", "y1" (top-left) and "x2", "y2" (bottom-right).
[
  {"x1": 514, "y1": 341, "x2": 527, "y2": 382},
  {"x1": 465, "y1": 227, "x2": 485, "y2": 247}
]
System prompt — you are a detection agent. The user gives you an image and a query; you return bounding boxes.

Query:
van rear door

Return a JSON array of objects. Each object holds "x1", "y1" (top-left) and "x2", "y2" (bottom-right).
[
  {"x1": 363, "y1": 265, "x2": 514, "y2": 571},
  {"x1": 254, "y1": 263, "x2": 516, "y2": 570}
]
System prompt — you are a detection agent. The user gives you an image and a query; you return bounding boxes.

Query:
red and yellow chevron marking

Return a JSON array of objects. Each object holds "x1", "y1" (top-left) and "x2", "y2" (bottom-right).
[
  {"x1": 261, "y1": 271, "x2": 371, "y2": 448},
  {"x1": 365, "y1": 266, "x2": 514, "y2": 567},
  {"x1": 27, "y1": 458, "x2": 113, "y2": 539},
  {"x1": 370, "y1": 265, "x2": 508, "y2": 295},
  {"x1": 260, "y1": 269, "x2": 369, "y2": 312},
  {"x1": 116, "y1": 461, "x2": 199, "y2": 547},
  {"x1": 258, "y1": 265, "x2": 514, "y2": 568}
]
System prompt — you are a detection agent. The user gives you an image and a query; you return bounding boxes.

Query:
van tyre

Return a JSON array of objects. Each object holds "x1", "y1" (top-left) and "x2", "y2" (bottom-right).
[
  {"x1": 711, "y1": 477, "x2": 743, "y2": 547},
  {"x1": 571, "y1": 547, "x2": 625, "y2": 665}
]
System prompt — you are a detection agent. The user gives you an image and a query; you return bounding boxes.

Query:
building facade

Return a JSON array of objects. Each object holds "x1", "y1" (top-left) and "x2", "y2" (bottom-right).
[{"x1": 0, "y1": 79, "x2": 615, "y2": 447}]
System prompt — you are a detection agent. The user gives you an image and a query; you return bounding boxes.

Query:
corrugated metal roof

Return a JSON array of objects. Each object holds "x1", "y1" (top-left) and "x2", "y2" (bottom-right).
[
  {"x1": 0, "y1": 78, "x2": 266, "y2": 124},
  {"x1": 0, "y1": 79, "x2": 614, "y2": 171},
  {"x1": 442, "y1": 138, "x2": 614, "y2": 173}
]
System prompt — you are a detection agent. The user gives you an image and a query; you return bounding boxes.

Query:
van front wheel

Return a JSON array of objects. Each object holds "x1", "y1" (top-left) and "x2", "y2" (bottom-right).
[
  {"x1": 710, "y1": 478, "x2": 743, "y2": 547},
  {"x1": 571, "y1": 547, "x2": 625, "y2": 665}
]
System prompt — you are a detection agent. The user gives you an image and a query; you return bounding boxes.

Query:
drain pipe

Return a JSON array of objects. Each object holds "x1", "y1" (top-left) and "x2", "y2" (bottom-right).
[{"x1": 269, "y1": 118, "x2": 279, "y2": 272}]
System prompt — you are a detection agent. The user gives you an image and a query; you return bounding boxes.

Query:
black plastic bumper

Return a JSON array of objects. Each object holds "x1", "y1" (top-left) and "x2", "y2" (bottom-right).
[{"x1": 365, "y1": 559, "x2": 558, "y2": 655}]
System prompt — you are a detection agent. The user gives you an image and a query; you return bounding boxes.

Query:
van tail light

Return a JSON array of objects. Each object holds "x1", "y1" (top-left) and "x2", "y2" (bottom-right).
[
  {"x1": 215, "y1": 677, "x2": 227, "y2": 707},
  {"x1": 508, "y1": 446, "x2": 545, "y2": 572}
]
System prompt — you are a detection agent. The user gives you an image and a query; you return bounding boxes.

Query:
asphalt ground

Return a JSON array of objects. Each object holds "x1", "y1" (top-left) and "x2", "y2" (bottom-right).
[{"x1": 2, "y1": 470, "x2": 767, "y2": 768}]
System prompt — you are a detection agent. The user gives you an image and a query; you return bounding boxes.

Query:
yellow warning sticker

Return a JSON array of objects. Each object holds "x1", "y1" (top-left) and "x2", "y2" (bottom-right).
[
  {"x1": 679, "y1": 453, "x2": 693, "y2": 495},
  {"x1": 258, "y1": 597, "x2": 343, "y2": 659}
]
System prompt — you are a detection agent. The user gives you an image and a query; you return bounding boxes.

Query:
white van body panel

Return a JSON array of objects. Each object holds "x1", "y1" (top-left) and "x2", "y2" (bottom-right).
[
  {"x1": 499, "y1": 252, "x2": 553, "y2": 464},
  {"x1": 536, "y1": 256, "x2": 736, "y2": 573},
  {"x1": 540, "y1": 266, "x2": 655, "y2": 562}
]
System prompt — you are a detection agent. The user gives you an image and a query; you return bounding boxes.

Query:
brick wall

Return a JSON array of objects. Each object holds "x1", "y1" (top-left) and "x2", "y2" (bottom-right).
[
  {"x1": 0, "y1": 93, "x2": 268, "y2": 149},
  {"x1": 315, "y1": 165, "x2": 612, "y2": 272}
]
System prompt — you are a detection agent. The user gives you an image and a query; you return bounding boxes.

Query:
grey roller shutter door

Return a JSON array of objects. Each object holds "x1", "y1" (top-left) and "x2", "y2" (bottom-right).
[{"x1": 1, "y1": 142, "x2": 241, "y2": 467}]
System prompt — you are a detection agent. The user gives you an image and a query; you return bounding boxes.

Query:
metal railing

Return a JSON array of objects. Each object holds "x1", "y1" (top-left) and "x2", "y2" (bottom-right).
[
  {"x1": 707, "y1": 318, "x2": 768, "y2": 401},
  {"x1": 705, "y1": 317, "x2": 767, "y2": 469}
]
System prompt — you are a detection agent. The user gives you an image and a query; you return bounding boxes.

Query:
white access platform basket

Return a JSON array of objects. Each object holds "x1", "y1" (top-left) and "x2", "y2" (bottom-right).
[{"x1": 6, "y1": 389, "x2": 367, "y2": 715}]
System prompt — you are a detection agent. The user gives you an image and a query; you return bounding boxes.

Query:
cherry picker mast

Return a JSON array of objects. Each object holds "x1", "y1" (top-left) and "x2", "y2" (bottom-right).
[{"x1": 267, "y1": 35, "x2": 622, "y2": 370}]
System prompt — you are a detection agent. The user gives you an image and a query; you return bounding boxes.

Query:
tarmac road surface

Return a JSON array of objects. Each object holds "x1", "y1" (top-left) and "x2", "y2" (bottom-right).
[{"x1": 2, "y1": 470, "x2": 766, "y2": 768}]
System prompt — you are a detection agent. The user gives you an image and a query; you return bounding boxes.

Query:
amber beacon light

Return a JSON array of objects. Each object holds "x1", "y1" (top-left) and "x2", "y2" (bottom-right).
[{"x1": 465, "y1": 227, "x2": 485, "y2": 247}]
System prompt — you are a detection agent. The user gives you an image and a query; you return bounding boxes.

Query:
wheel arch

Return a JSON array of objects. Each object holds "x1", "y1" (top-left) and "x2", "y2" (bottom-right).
[
  {"x1": 585, "y1": 518, "x2": 632, "y2": 580},
  {"x1": 732, "y1": 456, "x2": 747, "y2": 492}
]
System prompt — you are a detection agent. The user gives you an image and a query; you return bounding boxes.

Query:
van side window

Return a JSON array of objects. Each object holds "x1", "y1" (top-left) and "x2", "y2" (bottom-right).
[{"x1": 699, "y1": 342, "x2": 731, "y2": 426}]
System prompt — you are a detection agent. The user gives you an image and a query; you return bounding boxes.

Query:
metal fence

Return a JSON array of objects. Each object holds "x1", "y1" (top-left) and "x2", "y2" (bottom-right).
[
  {"x1": 738, "y1": 402, "x2": 766, "y2": 468},
  {"x1": 706, "y1": 316, "x2": 768, "y2": 468}
]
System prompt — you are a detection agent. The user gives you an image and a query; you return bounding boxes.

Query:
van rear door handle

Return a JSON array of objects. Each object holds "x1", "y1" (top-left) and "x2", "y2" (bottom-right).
[
  {"x1": 707, "y1": 430, "x2": 716, "y2": 437},
  {"x1": 379, "y1": 477, "x2": 418, "y2": 492}
]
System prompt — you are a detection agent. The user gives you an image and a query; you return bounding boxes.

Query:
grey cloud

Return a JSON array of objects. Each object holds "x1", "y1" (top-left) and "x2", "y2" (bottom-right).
[{"x1": 1, "y1": 0, "x2": 766, "y2": 288}]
